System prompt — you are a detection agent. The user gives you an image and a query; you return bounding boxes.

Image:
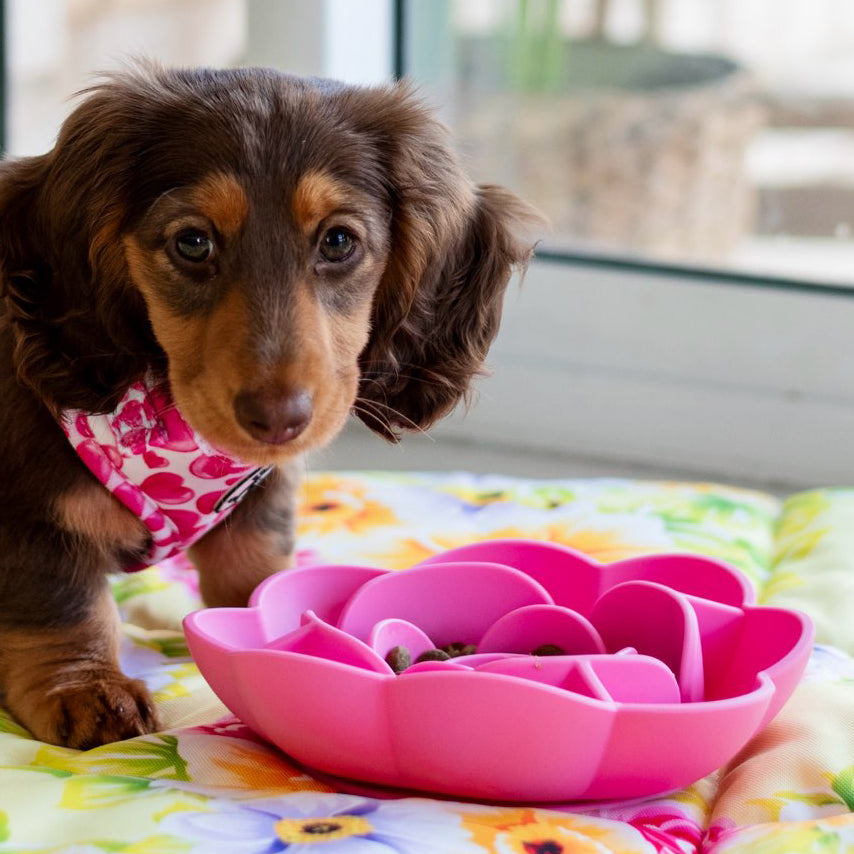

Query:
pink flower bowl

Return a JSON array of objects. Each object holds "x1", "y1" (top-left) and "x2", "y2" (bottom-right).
[{"x1": 183, "y1": 540, "x2": 813, "y2": 802}]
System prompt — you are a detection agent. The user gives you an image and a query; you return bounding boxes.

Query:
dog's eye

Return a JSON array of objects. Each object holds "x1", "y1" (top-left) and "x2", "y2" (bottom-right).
[
  {"x1": 319, "y1": 227, "x2": 356, "y2": 262},
  {"x1": 175, "y1": 230, "x2": 214, "y2": 263}
]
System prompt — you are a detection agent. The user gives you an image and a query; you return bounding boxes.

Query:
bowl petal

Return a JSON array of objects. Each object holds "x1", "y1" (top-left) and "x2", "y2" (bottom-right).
[
  {"x1": 602, "y1": 553, "x2": 754, "y2": 607},
  {"x1": 583, "y1": 655, "x2": 682, "y2": 704},
  {"x1": 583, "y1": 677, "x2": 775, "y2": 800},
  {"x1": 369, "y1": 618, "x2": 434, "y2": 661},
  {"x1": 386, "y1": 669, "x2": 615, "y2": 801},
  {"x1": 476, "y1": 654, "x2": 680, "y2": 704},
  {"x1": 715, "y1": 605, "x2": 813, "y2": 724},
  {"x1": 477, "y1": 604, "x2": 606, "y2": 655},
  {"x1": 420, "y1": 540, "x2": 755, "y2": 613},
  {"x1": 264, "y1": 611, "x2": 390, "y2": 674},
  {"x1": 401, "y1": 660, "x2": 474, "y2": 674},
  {"x1": 337, "y1": 561, "x2": 553, "y2": 646},
  {"x1": 230, "y1": 650, "x2": 397, "y2": 786},
  {"x1": 184, "y1": 606, "x2": 266, "y2": 650},
  {"x1": 592, "y1": 581, "x2": 704, "y2": 702},
  {"x1": 249, "y1": 564, "x2": 388, "y2": 638},
  {"x1": 418, "y1": 539, "x2": 603, "y2": 614},
  {"x1": 184, "y1": 608, "x2": 266, "y2": 727}
]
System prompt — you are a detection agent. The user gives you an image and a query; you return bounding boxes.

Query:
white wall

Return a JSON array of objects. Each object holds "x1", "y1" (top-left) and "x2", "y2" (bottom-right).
[{"x1": 435, "y1": 259, "x2": 854, "y2": 489}]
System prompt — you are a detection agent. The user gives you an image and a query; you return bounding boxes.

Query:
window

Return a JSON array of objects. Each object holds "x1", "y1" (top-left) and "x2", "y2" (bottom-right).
[
  {"x1": 401, "y1": 0, "x2": 854, "y2": 488},
  {"x1": 403, "y1": 0, "x2": 854, "y2": 286}
]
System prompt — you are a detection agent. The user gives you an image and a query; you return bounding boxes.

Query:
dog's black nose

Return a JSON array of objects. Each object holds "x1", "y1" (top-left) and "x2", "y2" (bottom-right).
[{"x1": 234, "y1": 388, "x2": 313, "y2": 445}]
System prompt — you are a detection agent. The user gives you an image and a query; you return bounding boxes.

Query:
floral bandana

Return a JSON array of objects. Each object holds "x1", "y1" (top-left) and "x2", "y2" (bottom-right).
[{"x1": 61, "y1": 376, "x2": 272, "y2": 570}]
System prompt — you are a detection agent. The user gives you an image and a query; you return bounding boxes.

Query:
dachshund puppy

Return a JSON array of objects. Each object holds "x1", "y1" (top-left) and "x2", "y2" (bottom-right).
[{"x1": 0, "y1": 65, "x2": 540, "y2": 748}]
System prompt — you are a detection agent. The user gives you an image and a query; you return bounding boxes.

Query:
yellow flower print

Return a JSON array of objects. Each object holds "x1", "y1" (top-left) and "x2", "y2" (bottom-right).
[
  {"x1": 724, "y1": 813, "x2": 854, "y2": 853},
  {"x1": 298, "y1": 475, "x2": 398, "y2": 536},
  {"x1": 777, "y1": 491, "x2": 831, "y2": 540},
  {"x1": 367, "y1": 536, "x2": 439, "y2": 570},
  {"x1": 522, "y1": 523, "x2": 651, "y2": 563},
  {"x1": 761, "y1": 570, "x2": 806, "y2": 602},
  {"x1": 373, "y1": 524, "x2": 651, "y2": 570},
  {"x1": 121, "y1": 834, "x2": 194, "y2": 854},
  {"x1": 152, "y1": 663, "x2": 197, "y2": 702},
  {"x1": 441, "y1": 484, "x2": 513, "y2": 506},
  {"x1": 773, "y1": 491, "x2": 831, "y2": 565},
  {"x1": 275, "y1": 814, "x2": 372, "y2": 843}
]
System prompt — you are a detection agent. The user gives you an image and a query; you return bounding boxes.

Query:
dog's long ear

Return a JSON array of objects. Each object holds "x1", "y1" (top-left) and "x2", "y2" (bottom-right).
[
  {"x1": 351, "y1": 84, "x2": 544, "y2": 440},
  {"x1": 0, "y1": 90, "x2": 158, "y2": 414}
]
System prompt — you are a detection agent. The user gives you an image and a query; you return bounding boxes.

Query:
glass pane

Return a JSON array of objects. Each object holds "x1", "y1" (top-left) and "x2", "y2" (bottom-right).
[{"x1": 404, "y1": 0, "x2": 854, "y2": 285}]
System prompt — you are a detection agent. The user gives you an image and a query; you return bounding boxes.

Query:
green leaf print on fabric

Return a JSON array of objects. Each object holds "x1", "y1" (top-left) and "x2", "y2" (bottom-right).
[
  {"x1": 97, "y1": 735, "x2": 190, "y2": 781},
  {"x1": 595, "y1": 486, "x2": 777, "y2": 525},
  {"x1": 109, "y1": 571, "x2": 170, "y2": 604},
  {"x1": 24, "y1": 765, "x2": 73, "y2": 779},
  {"x1": 528, "y1": 485, "x2": 578, "y2": 508},
  {"x1": 60, "y1": 775, "x2": 152, "y2": 810},
  {"x1": 35, "y1": 735, "x2": 190, "y2": 782},
  {"x1": 0, "y1": 709, "x2": 32, "y2": 738},
  {"x1": 118, "y1": 836, "x2": 192, "y2": 854},
  {"x1": 715, "y1": 816, "x2": 854, "y2": 853},
  {"x1": 78, "y1": 836, "x2": 191, "y2": 854},
  {"x1": 831, "y1": 766, "x2": 854, "y2": 812},
  {"x1": 129, "y1": 633, "x2": 190, "y2": 659},
  {"x1": 0, "y1": 809, "x2": 9, "y2": 842},
  {"x1": 665, "y1": 524, "x2": 771, "y2": 584},
  {"x1": 773, "y1": 491, "x2": 832, "y2": 566}
]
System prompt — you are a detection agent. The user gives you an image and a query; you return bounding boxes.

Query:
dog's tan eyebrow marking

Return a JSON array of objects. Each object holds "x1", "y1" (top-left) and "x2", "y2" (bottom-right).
[
  {"x1": 292, "y1": 171, "x2": 353, "y2": 235},
  {"x1": 190, "y1": 172, "x2": 249, "y2": 236}
]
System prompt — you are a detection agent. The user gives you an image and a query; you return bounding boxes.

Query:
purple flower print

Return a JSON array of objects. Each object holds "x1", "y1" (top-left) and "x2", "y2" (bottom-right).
[{"x1": 161, "y1": 792, "x2": 480, "y2": 854}]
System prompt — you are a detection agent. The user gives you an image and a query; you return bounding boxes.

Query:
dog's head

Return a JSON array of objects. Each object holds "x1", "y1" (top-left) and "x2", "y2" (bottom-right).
[{"x1": 0, "y1": 65, "x2": 541, "y2": 465}]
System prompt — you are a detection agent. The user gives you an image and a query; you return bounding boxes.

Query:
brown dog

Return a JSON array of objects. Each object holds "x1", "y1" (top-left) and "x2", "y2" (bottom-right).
[{"x1": 0, "y1": 65, "x2": 540, "y2": 748}]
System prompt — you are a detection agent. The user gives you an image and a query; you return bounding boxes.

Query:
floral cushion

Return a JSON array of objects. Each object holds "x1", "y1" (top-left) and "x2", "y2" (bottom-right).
[{"x1": 2, "y1": 472, "x2": 854, "y2": 853}]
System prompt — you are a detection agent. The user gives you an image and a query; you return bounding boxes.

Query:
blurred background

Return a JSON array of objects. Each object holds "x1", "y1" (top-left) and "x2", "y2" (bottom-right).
[{"x1": 5, "y1": 0, "x2": 854, "y2": 491}]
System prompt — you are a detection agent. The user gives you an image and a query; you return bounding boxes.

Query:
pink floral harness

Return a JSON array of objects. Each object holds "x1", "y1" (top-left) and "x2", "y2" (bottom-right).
[{"x1": 61, "y1": 377, "x2": 271, "y2": 570}]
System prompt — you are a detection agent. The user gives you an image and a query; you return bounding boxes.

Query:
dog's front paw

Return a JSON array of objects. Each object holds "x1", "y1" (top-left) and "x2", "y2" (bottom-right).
[{"x1": 16, "y1": 672, "x2": 159, "y2": 749}]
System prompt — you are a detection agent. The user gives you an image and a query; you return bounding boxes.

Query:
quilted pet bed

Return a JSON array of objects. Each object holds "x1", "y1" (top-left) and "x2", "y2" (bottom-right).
[{"x1": 1, "y1": 471, "x2": 854, "y2": 853}]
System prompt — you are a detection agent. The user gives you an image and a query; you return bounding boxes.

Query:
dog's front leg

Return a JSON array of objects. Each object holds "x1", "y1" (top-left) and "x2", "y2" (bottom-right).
[
  {"x1": 0, "y1": 581, "x2": 158, "y2": 748},
  {"x1": 189, "y1": 462, "x2": 300, "y2": 608}
]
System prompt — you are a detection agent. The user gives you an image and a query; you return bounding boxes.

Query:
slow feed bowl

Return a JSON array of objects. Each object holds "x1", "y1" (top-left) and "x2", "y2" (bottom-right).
[{"x1": 184, "y1": 540, "x2": 813, "y2": 802}]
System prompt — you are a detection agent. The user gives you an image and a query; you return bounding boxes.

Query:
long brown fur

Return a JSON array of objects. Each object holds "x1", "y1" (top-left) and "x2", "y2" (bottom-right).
[{"x1": 0, "y1": 64, "x2": 542, "y2": 747}]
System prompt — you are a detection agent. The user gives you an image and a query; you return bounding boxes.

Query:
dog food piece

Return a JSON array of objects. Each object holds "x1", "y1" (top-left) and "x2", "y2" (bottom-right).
[
  {"x1": 531, "y1": 644, "x2": 566, "y2": 656},
  {"x1": 440, "y1": 642, "x2": 478, "y2": 658},
  {"x1": 385, "y1": 645, "x2": 411, "y2": 673},
  {"x1": 415, "y1": 648, "x2": 452, "y2": 663}
]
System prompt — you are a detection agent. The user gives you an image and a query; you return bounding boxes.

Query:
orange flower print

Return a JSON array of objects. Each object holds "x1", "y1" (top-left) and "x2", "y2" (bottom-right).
[
  {"x1": 460, "y1": 808, "x2": 649, "y2": 854},
  {"x1": 367, "y1": 536, "x2": 438, "y2": 570},
  {"x1": 297, "y1": 475, "x2": 398, "y2": 536}
]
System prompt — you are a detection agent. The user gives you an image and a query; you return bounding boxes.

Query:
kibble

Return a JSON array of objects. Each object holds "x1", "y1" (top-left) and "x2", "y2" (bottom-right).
[
  {"x1": 440, "y1": 642, "x2": 478, "y2": 658},
  {"x1": 385, "y1": 645, "x2": 412, "y2": 673},
  {"x1": 531, "y1": 643, "x2": 566, "y2": 656},
  {"x1": 386, "y1": 640, "x2": 567, "y2": 674},
  {"x1": 415, "y1": 648, "x2": 452, "y2": 664}
]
